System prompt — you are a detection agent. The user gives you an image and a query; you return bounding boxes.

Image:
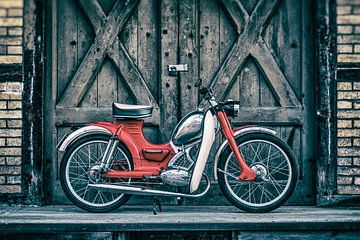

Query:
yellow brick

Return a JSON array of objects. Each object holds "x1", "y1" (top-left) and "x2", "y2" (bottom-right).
[
  {"x1": 337, "y1": 26, "x2": 353, "y2": 34},
  {"x1": 0, "y1": 110, "x2": 21, "y2": 119},
  {"x1": 0, "y1": 147, "x2": 21, "y2": 156},
  {"x1": 338, "y1": 138, "x2": 352, "y2": 146},
  {"x1": 338, "y1": 35, "x2": 360, "y2": 44},
  {"x1": 5, "y1": 82, "x2": 22, "y2": 92},
  {"x1": 0, "y1": 37, "x2": 22, "y2": 45},
  {"x1": 0, "y1": 27, "x2": 6, "y2": 35},
  {"x1": 6, "y1": 157, "x2": 21, "y2": 165},
  {"x1": 338, "y1": 129, "x2": 360, "y2": 137},
  {"x1": 0, "y1": 9, "x2": 6, "y2": 17},
  {"x1": 354, "y1": 103, "x2": 360, "y2": 109},
  {"x1": 0, "y1": 138, "x2": 5, "y2": 146},
  {"x1": 6, "y1": 138, "x2": 21, "y2": 146},
  {"x1": 355, "y1": 120, "x2": 360, "y2": 128},
  {"x1": 337, "y1": 82, "x2": 352, "y2": 90},
  {"x1": 354, "y1": 139, "x2": 360, "y2": 146},
  {"x1": 7, "y1": 101, "x2": 21, "y2": 109},
  {"x1": 355, "y1": 26, "x2": 360, "y2": 34},
  {"x1": 337, "y1": 176, "x2": 353, "y2": 185},
  {"x1": 0, "y1": 55, "x2": 22, "y2": 64},
  {"x1": 337, "y1": 110, "x2": 360, "y2": 118},
  {"x1": 0, "y1": 129, "x2": 22, "y2": 137},
  {"x1": 338, "y1": 148, "x2": 360, "y2": 156},
  {"x1": 0, "y1": 18, "x2": 22, "y2": 27},
  {"x1": 338, "y1": 44, "x2": 353, "y2": 53},
  {"x1": 337, "y1": 6, "x2": 352, "y2": 15},
  {"x1": 337, "y1": 15, "x2": 360, "y2": 24},
  {"x1": 338, "y1": 101, "x2": 352, "y2": 109},
  {"x1": 354, "y1": 82, "x2": 360, "y2": 90},
  {"x1": 8, "y1": 27, "x2": 22, "y2": 36},
  {"x1": 355, "y1": 177, "x2": 360, "y2": 185},
  {"x1": 0, "y1": 0, "x2": 23, "y2": 8},
  {"x1": 0, "y1": 120, "x2": 6, "y2": 127},
  {"x1": 337, "y1": 91, "x2": 360, "y2": 99},
  {"x1": 0, "y1": 101, "x2": 6, "y2": 109},
  {"x1": 338, "y1": 157, "x2": 352, "y2": 166},
  {"x1": 0, "y1": 185, "x2": 21, "y2": 193},
  {"x1": 0, "y1": 92, "x2": 22, "y2": 100},
  {"x1": 7, "y1": 9, "x2": 23, "y2": 17},
  {"x1": 338, "y1": 120, "x2": 352, "y2": 128},
  {"x1": 7, "y1": 119, "x2": 22, "y2": 128},
  {"x1": 355, "y1": 45, "x2": 360, "y2": 53},
  {"x1": 338, "y1": 54, "x2": 360, "y2": 62},
  {"x1": 7, "y1": 46, "x2": 22, "y2": 54}
]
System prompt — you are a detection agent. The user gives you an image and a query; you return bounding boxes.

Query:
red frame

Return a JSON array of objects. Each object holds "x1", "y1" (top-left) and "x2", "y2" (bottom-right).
[
  {"x1": 90, "y1": 120, "x2": 175, "y2": 178},
  {"x1": 89, "y1": 110, "x2": 255, "y2": 181}
]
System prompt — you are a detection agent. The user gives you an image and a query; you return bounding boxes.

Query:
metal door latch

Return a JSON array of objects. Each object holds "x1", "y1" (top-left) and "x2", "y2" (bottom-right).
[{"x1": 168, "y1": 64, "x2": 188, "y2": 76}]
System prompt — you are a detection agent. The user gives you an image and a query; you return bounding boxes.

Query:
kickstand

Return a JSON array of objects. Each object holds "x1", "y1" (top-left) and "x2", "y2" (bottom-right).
[{"x1": 152, "y1": 197, "x2": 162, "y2": 215}]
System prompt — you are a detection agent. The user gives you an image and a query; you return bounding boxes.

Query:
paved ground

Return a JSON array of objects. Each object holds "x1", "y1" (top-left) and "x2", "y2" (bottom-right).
[{"x1": 1, "y1": 205, "x2": 360, "y2": 233}]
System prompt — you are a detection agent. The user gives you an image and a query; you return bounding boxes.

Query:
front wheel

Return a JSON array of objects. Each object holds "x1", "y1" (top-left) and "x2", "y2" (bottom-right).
[
  {"x1": 60, "y1": 134, "x2": 133, "y2": 212},
  {"x1": 217, "y1": 133, "x2": 298, "y2": 213}
]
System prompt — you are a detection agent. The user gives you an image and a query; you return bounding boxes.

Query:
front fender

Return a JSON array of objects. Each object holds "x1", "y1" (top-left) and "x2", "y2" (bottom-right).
[
  {"x1": 213, "y1": 126, "x2": 276, "y2": 180},
  {"x1": 57, "y1": 126, "x2": 112, "y2": 152}
]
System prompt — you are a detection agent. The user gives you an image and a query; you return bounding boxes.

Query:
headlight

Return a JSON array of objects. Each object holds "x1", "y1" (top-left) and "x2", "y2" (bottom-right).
[
  {"x1": 221, "y1": 100, "x2": 240, "y2": 118},
  {"x1": 234, "y1": 103, "x2": 239, "y2": 117}
]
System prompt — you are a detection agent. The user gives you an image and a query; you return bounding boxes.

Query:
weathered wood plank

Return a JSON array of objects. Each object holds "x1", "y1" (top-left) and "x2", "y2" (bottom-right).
[
  {"x1": 55, "y1": 108, "x2": 159, "y2": 126},
  {"x1": 57, "y1": 0, "x2": 140, "y2": 107},
  {"x1": 2, "y1": 205, "x2": 360, "y2": 233},
  {"x1": 232, "y1": 107, "x2": 303, "y2": 125},
  {"x1": 251, "y1": 41, "x2": 300, "y2": 107},
  {"x1": 97, "y1": 59, "x2": 117, "y2": 107},
  {"x1": 160, "y1": 0, "x2": 178, "y2": 141},
  {"x1": 57, "y1": 0, "x2": 77, "y2": 102},
  {"x1": 179, "y1": 0, "x2": 198, "y2": 117},
  {"x1": 137, "y1": 0, "x2": 159, "y2": 103}
]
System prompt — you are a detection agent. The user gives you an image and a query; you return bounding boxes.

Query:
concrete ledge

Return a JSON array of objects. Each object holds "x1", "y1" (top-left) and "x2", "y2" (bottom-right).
[{"x1": 1, "y1": 205, "x2": 360, "y2": 233}]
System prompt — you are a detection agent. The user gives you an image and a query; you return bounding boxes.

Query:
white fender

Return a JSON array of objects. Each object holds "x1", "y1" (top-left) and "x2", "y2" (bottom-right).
[
  {"x1": 213, "y1": 126, "x2": 277, "y2": 180},
  {"x1": 57, "y1": 126, "x2": 112, "y2": 152},
  {"x1": 189, "y1": 110, "x2": 216, "y2": 193}
]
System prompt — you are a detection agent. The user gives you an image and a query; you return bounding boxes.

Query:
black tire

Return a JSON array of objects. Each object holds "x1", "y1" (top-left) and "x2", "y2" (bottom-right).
[
  {"x1": 60, "y1": 134, "x2": 132, "y2": 212},
  {"x1": 217, "y1": 133, "x2": 298, "y2": 213}
]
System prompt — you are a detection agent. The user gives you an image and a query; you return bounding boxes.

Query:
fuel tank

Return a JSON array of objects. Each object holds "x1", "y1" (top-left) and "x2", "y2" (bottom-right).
[{"x1": 171, "y1": 110, "x2": 204, "y2": 146}]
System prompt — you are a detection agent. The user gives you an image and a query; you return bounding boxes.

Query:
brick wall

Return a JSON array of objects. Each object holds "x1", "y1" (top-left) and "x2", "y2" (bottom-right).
[
  {"x1": 336, "y1": 0, "x2": 360, "y2": 195},
  {"x1": 0, "y1": 0, "x2": 23, "y2": 195}
]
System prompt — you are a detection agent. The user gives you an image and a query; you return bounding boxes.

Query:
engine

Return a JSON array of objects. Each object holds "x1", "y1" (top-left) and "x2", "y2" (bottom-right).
[{"x1": 160, "y1": 145, "x2": 198, "y2": 187}]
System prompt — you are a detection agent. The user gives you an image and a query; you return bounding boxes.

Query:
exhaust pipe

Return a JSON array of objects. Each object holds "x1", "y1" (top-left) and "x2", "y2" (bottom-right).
[{"x1": 88, "y1": 174, "x2": 210, "y2": 198}]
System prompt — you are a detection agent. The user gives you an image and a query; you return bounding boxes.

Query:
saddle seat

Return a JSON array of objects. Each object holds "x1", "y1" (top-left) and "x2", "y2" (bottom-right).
[{"x1": 112, "y1": 103, "x2": 153, "y2": 119}]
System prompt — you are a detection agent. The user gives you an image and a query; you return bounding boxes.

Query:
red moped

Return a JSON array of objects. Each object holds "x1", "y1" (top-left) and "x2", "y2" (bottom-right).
[{"x1": 58, "y1": 79, "x2": 298, "y2": 213}]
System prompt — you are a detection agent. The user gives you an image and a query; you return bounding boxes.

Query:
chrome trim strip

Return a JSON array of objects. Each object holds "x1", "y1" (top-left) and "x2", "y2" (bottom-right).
[
  {"x1": 213, "y1": 127, "x2": 277, "y2": 180},
  {"x1": 58, "y1": 126, "x2": 112, "y2": 152},
  {"x1": 88, "y1": 174, "x2": 210, "y2": 198}
]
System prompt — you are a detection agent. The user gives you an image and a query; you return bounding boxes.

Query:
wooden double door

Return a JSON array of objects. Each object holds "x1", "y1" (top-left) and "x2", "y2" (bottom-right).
[{"x1": 45, "y1": 0, "x2": 315, "y2": 205}]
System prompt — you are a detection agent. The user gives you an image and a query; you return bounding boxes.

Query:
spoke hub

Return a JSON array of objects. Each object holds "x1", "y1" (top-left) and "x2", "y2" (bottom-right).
[
  {"x1": 88, "y1": 164, "x2": 101, "y2": 183},
  {"x1": 251, "y1": 164, "x2": 268, "y2": 182}
]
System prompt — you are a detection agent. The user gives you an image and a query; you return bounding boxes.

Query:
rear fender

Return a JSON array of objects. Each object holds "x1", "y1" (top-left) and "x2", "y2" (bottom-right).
[
  {"x1": 213, "y1": 126, "x2": 276, "y2": 180},
  {"x1": 57, "y1": 125, "x2": 112, "y2": 152}
]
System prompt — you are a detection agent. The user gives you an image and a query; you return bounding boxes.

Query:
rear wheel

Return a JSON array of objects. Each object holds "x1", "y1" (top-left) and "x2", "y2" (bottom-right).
[
  {"x1": 217, "y1": 133, "x2": 298, "y2": 213},
  {"x1": 60, "y1": 134, "x2": 132, "y2": 212}
]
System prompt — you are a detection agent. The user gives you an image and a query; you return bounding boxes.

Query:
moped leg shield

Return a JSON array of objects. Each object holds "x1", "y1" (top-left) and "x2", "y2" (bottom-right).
[{"x1": 189, "y1": 110, "x2": 216, "y2": 193}]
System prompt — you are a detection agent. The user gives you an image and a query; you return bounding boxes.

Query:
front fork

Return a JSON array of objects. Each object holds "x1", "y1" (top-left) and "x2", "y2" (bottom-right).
[{"x1": 216, "y1": 111, "x2": 256, "y2": 181}]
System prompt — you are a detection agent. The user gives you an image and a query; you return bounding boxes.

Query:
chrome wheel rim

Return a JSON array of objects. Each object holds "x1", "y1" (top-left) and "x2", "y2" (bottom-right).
[
  {"x1": 65, "y1": 140, "x2": 131, "y2": 207},
  {"x1": 224, "y1": 139, "x2": 292, "y2": 207}
]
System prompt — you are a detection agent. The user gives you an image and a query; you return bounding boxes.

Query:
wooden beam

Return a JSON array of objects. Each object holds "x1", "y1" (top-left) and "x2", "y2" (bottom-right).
[{"x1": 57, "y1": 0, "x2": 139, "y2": 107}]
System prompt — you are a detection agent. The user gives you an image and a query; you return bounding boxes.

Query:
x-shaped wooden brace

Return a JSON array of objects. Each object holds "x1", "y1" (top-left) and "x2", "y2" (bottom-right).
[
  {"x1": 213, "y1": 0, "x2": 301, "y2": 107},
  {"x1": 58, "y1": 0, "x2": 159, "y2": 117}
]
